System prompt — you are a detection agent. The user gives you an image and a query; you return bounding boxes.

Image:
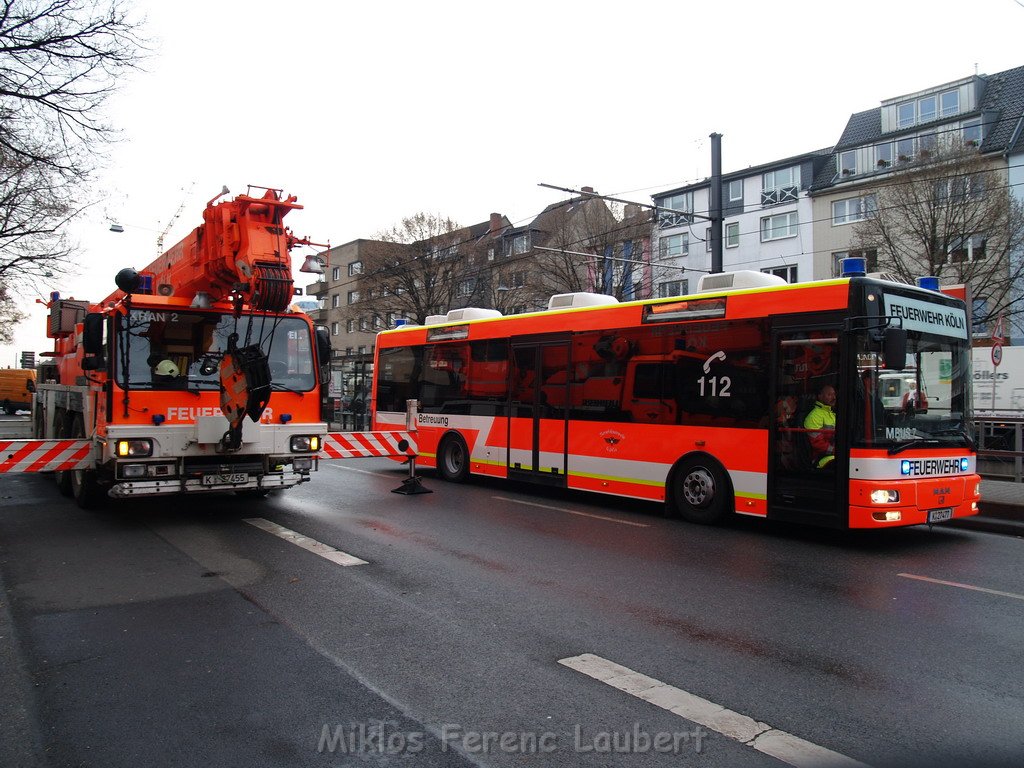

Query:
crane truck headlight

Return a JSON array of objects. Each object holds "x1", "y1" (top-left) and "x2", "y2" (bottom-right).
[
  {"x1": 289, "y1": 435, "x2": 321, "y2": 452},
  {"x1": 116, "y1": 438, "x2": 153, "y2": 457}
]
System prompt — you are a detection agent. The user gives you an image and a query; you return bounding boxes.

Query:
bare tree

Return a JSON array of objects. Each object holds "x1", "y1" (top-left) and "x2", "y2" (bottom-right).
[
  {"x1": 0, "y1": 0, "x2": 145, "y2": 286},
  {"x1": 0, "y1": 280, "x2": 26, "y2": 343},
  {"x1": 852, "y1": 142, "x2": 1024, "y2": 327},
  {"x1": 359, "y1": 212, "x2": 476, "y2": 325}
]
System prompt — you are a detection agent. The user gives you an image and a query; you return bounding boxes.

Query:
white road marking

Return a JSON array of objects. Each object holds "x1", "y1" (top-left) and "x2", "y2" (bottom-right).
[
  {"x1": 492, "y1": 497, "x2": 650, "y2": 528},
  {"x1": 898, "y1": 573, "x2": 1024, "y2": 601},
  {"x1": 559, "y1": 654, "x2": 870, "y2": 768},
  {"x1": 243, "y1": 518, "x2": 368, "y2": 566},
  {"x1": 324, "y1": 463, "x2": 395, "y2": 479}
]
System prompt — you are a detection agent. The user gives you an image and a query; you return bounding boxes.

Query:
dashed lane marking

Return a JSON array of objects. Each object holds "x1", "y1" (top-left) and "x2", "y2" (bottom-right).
[
  {"x1": 559, "y1": 653, "x2": 871, "y2": 768},
  {"x1": 898, "y1": 573, "x2": 1024, "y2": 601},
  {"x1": 492, "y1": 497, "x2": 650, "y2": 528},
  {"x1": 243, "y1": 518, "x2": 368, "y2": 566}
]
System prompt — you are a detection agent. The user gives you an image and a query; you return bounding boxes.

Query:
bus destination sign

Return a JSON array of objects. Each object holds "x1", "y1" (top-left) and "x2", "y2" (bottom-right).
[{"x1": 883, "y1": 294, "x2": 968, "y2": 340}]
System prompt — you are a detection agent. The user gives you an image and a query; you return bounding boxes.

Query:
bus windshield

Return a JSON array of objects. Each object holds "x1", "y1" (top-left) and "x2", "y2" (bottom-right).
[
  {"x1": 853, "y1": 330, "x2": 971, "y2": 451},
  {"x1": 114, "y1": 309, "x2": 315, "y2": 391}
]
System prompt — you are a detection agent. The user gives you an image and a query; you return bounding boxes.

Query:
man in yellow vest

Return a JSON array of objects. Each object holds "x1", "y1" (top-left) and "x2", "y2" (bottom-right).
[{"x1": 803, "y1": 384, "x2": 837, "y2": 468}]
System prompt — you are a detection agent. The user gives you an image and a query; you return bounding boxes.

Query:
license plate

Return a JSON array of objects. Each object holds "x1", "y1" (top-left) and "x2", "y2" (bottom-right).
[
  {"x1": 202, "y1": 473, "x2": 248, "y2": 486},
  {"x1": 928, "y1": 507, "x2": 954, "y2": 523}
]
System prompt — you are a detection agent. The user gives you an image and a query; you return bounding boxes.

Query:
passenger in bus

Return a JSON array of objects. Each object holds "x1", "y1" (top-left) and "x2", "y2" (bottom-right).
[
  {"x1": 803, "y1": 384, "x2": 836, "y2": 468},
  {"x1": 901, "y1": 380, "x2": 928, "y2": 413}
]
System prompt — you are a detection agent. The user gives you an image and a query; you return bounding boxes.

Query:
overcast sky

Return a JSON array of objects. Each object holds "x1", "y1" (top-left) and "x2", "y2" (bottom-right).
[{"x1": 4, "y1": 0, "x2": 1024, "y2": 365}]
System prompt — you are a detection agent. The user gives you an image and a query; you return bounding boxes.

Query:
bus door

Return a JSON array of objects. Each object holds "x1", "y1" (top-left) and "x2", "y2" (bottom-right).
[
  {"x1": 508, "y1": 338, "x2": 569, "y2": 486},
  {"x1": 768, "y1": 321, "x2": 844, "y2": 526}
]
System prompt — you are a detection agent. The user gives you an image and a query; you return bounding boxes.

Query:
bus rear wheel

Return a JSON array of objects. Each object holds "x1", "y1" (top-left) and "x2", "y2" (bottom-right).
[
  {"x1": 438, "y1": 434, "x2": 469, "y2": 483},
  {"x1": 670, "y1": 455, "x2": 731, "y2": 525}
]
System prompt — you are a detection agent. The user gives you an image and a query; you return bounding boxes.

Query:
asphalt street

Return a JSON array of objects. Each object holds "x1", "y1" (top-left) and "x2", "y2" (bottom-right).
[{"x1": 1, "y1": 459, "x2": 1023, "y2": 767}]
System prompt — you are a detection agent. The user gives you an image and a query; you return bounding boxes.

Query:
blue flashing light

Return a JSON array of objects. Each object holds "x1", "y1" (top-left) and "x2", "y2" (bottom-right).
[
  {"x1": 841, "y1": 257, "x2": 866, "y2": 277},
  {"x1": 960, "y1": 458, "x2": 970, "y2": 472},
  {"x1": 915, "y1": 276, "x2": 940, "y2": 292},
  {"x1": 393, "y1": 319, "x2": 408, "y2": 327},
  {"x1": 279, "y1": 413, "x2": 293, "y2": 424},
  {"x1": 50, "y1": 291, "x2": 61, "y2": 301},
  {"x1": 151, "y1": 414, "x2": 165, "y2": 426},
  {"x1": 138, "y1": 274, "x2": 154, "y2": 294},
  {"x1": 900, "y1": 459, "x2": 912, "y2": 476}
]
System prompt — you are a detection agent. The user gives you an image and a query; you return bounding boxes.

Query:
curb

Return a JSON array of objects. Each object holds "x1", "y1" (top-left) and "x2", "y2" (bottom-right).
[{"x1": 946, "y1": 501, "x2": 1024, "y2": 536}]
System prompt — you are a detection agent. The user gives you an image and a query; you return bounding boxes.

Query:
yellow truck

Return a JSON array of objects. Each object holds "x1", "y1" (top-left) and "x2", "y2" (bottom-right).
[{"x1": 0, "y1": 368, "x2": 36, "y2": 414}]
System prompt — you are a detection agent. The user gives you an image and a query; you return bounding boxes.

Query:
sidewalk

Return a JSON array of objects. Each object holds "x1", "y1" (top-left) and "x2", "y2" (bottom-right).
[{"x1": 949, "y1": 479, "x2": 1024, "y2": 536}]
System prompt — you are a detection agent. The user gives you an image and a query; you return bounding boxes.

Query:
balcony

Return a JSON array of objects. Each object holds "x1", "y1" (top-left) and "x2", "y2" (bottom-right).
[
  {"x1": 306, "y1": 279, "x2": 328, "y2": 297},
  {"x1": 760, "y1": 186, "x2": 799, "y2": 206}
]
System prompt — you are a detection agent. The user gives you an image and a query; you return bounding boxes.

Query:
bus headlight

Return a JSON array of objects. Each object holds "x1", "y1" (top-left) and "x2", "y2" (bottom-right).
[
  {"x1": 116, "y1": 438, "x2": 153, "y2": 457},
  {"x1": 290, "y1": 435, "x2": 321, "y2": 452},
  {"x1": 870, "y1": 489, "x2": 900, "y2": 504}
]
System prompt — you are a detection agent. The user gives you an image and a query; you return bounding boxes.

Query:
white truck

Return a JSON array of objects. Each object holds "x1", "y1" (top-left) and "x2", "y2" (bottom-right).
[{"x1": 972, "y1": 345, "x2": 1024, "y2": 415}]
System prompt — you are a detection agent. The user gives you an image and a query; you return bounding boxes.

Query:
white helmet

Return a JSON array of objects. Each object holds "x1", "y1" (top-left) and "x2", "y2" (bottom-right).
[{"x1": 154, "y1": 359, "x2": 179, "y2": 377}]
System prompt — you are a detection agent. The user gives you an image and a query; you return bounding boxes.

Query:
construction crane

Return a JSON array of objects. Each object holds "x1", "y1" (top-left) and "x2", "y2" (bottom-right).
[{"x1": 155, "y1": 181, "x2": 197, "y2": 256}]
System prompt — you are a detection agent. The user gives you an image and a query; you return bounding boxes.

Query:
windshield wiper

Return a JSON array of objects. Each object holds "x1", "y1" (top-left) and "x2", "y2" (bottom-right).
[
  {"x1": 270, "y1": 383, "x2": 305, "y2": 395},
  {"x1": 928, "y1": 428, "x2": 976, "y2": 449},
  {"x1": 888, "y1": 438, "x2": 941, "y2": 455}
]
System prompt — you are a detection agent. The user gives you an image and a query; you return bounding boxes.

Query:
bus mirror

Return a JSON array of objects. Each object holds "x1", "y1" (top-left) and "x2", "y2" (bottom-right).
[
  {"x1": 82, "y1": 313, "x2": 104, "y2": 354},
  {"x1": 883, "y1": 327, "x2": 906, "y2": 370}
]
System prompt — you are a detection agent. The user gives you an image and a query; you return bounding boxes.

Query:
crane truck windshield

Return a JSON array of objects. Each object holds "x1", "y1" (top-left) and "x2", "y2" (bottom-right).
[{"x1": 114, "y1": 310, "x2": 315, "y2": 392}]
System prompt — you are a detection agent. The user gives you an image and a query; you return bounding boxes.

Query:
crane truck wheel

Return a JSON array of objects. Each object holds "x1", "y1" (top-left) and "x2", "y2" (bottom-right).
[
  {"x1": 53, "y1": 413, "x2": 73, "y2": 497},
  {"x1": 668, "y1": 454, "x2": 732, "y2": 525},
  {"x1": 69, "y1": 415, "x2": 104, "y2": 510},
  {"x1": 438, "y1": 433, "x2": 470, "y2": 483}
]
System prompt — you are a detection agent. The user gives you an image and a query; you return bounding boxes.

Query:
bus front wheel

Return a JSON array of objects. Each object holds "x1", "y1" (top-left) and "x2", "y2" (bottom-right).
[
  {"x1": 438, "y1": 434, "x2": 470, "y2": 483},
  {"x1": 670, "y1": 455, "x2": 731, "y2": 525}
]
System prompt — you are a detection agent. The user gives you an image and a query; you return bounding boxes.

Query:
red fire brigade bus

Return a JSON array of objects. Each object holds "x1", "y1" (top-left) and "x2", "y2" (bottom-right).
[{"x1": 371, "y1": 267, "x2": 980, "y2": 529}]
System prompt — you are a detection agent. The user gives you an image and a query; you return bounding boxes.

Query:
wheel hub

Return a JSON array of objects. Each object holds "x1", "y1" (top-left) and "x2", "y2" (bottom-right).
[{"x1": 682, "y1": 468, "x2": 715, "y2": 507}]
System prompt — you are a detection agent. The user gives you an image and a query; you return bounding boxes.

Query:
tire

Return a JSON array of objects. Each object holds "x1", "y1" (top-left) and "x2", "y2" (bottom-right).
[
  {"x1": 437, "y1": 434, "x2": 470, "y2": 483},
  {"x1": 670, "y1": 454, "x2": 731, "y2": 525},
  {"x1": 3, "y1": 400, "x2": 14, "y2": 416},
  {"x1": 70, "y1": 415, "x2": 104, "y2": 510},
  {"x1": 54, "y1": 413, "x2": 73, "y2": 497}
]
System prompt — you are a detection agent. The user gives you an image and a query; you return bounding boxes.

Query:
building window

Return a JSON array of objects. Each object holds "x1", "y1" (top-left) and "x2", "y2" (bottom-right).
[
  {"x1": 972, "y1": 297, "x2": 989, "y2": 335},
  {"x1": 456, "y1": 278, "x2": 475, "y2": 297},
  {"x1": 728, "y1": 179, "x2": 743, "y2": 203},
  {"x1": 511, "y1": 270, "x2": 527, "y2": 288},
  {"x1": 725, "y1": 222, "x2": 740, "y2": 248},
  {"x1": 331, "y1": 266, "x2": 340, "y2": 281},
  {"x1": 657, "y1": 192, "x2": 694, "y2": 228},
  {"x1": 831, "y1": 195, "x2": 877, "y2": 225},
  {"x1": 897, "y1": 101, "x2": 916, "y2": 129},
  {"x1": 659, "y1": 233, "x2": 689, "y2": 258},
  {"x1": 487, "y1": 248, "x2": 495, "y2": 261},
  {"x1": 345, "y1": 347, "x2": 354, "y2": 356},
  {"x1": 761, "y1": 167, "x2": 799, "y2": 205},
  {"x1": 896, "y1": 137, "x2": 916, "y2": 163},
  {"x1": 373, "y1": 315, "x2": 384, "y2": 329},
  {"x1": 358, "y1": 346, "x2": 367, "y2": 356},
  {"x1": 511, "y1": 233, "x2": 530, "y2": 254},
  {"x1": 832, "y1": 249, "x2": 878, "y2": 276},
  {"x1": 875, "y1": 142, "x2": 893, "y2": 168},
  {"x1": 940, "y1": 90, "x2": 960, "y2": 117},
  {"x1": 760, "y1": 212, "x2": 798, "y2": 241},
  {"x1": 331, "y1": 322, "x2": 339, "y2": 336},
  {"x1": 331, "y1": 294, "x2": 340, "y2": 309},
  {"x1": 918, "y1": 95, "x2": 937, "y2": 123},
  {"x1": 359, "y1": 316, "x2": 369, "y2": 331},
  {"x1": 962, "y1": 119, "x2": 982, "y2": 146},
  {"x1": 346, "y1": 319, "x2": 354, "y2": 333},
  {"x1": 658, "y1": 280, "x2": 687, "y2": 298},
  {"x1": 386, "y1": 312, "x2": 396, "y2": 327},
  {"x1": 705, "y1": 227, "x2": 712, "y2": 252},
  {"x1": 948, "y1": 234, "x2": 987, "y2": 263},
  {"x1": 348, "y1": 261, "x2": 363, "y2": 276},
  {"x1": 762, "y1": 265, "x2": 797, "y2": 283},
  {"x1": 347, "y1": 290, "x2": 360, "y2": 304},
  {"x1": 839, "y1": 151, "x2": 857, "y2": 177}
]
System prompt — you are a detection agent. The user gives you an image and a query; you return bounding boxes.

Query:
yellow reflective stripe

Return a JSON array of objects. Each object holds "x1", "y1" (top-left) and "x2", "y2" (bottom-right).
[{"x1": 568, "y1": 470, "x2": 664, "y2": 487}]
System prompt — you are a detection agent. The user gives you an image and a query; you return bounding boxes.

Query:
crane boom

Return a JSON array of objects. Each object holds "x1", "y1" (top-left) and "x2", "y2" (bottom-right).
[{"x1": 105, "y1": 186, "x2": 314, "y2": 313}]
